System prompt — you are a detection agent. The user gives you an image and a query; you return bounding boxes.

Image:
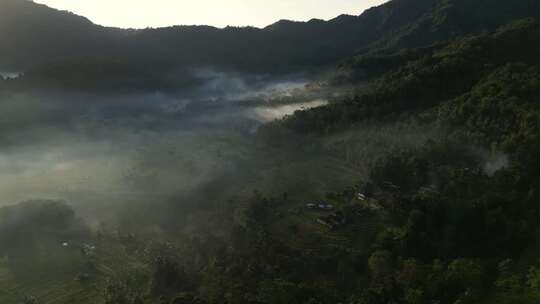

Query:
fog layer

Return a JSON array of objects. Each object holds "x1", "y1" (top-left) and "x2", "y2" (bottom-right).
[{"x1": 0, "y1": 71, "x2": 331, "y2": 209}]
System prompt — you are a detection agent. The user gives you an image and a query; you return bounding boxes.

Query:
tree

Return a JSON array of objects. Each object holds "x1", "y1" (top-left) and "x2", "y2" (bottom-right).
[{"x1": 257, "y1": 279, "x2": 301, "y2": 304}]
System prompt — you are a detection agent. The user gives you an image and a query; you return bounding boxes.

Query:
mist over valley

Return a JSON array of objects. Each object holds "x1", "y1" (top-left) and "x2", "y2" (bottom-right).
[{"x1": 1, "y1": 0, "x2": 540, "y2": 303}]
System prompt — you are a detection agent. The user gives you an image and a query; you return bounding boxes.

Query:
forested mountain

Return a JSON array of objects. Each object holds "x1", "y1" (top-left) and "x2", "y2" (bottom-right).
[
  {"x1": 0, "y1": 0, "x2": 125, "y2": 70},
  {"x1": 255, "y1": 19, "x2": 540, "y2": 303},
  {"x1": 1, "y1": 0, "x2": 539, "y2": 73},
  {"x1": 2, "y1": 0, "x2": 540, "y2": 304}
]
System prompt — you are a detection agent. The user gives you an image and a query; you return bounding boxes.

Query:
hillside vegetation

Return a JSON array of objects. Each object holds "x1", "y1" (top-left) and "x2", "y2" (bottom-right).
[
  {"x1": 2, "y1": 1, "x2": 540, "y2": 304},
  {"x1": 2, "y1": 18, "x2": 540, "y2": 304},
  {"x1": 1, "y1": 0, "x2": 539, "y2": 75}
]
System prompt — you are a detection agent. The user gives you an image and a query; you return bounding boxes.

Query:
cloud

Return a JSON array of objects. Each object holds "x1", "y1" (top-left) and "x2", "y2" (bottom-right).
[
  {"x1": 484, "y1": 152, "x2": 509, "y2": 176},
  {"x1": 247, "y1": 99, "x2": 328, "y2": 123}
]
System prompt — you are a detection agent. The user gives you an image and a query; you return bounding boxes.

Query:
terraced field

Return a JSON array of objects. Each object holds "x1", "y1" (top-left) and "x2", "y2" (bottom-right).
[
  {"x1": 272, "y1": 197, "x2": 384, "y2": 258},
  {"x1": 0, "y1": 238, "x2": 150, "y2": 304}
]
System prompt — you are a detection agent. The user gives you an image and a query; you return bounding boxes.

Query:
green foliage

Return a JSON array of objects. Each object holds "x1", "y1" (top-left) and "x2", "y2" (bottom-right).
[
  {"x1": 257, "y1": 279, "x2": 302, "y2": 304},
  {"x1": 103, "y1": 280, "x2": 145, "y2": 304},
  {"x1": 283, "y1": 19, "x2": 540, "y2": 136},
  {"x1": 4, "y1": 5, "x2": 540, "y2": 304},
  {"x1": 368, "y1": 250, "x2": 394, "y2": 281},
  {"x1": 527, "y1": 263, "x2": 540, "y2": 290},
  {"x1": 445, "y1": 259, "x2": 483, "y2": 290},
  {"x1": 151, "y1": 256, "x2": 193, "y2": 297},
  {"x1": 491, "y1": 261, "x2": 540, "y2": 304},
  {"x1": 495, "y1": 260, "x2": 522, "y2": 293}
]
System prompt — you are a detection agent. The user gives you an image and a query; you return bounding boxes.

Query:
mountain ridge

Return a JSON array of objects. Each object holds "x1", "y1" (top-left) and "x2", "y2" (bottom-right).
[{"x1": 2, "y1": 0, "x2": 539, "y2": 77}]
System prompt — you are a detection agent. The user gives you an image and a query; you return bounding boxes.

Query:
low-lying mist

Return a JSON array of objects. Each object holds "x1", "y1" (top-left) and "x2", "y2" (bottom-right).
[
  {"x1": 0, "y1": 70, "x2": 325, "y2": 205},
  {"x1": 0, "y1": 68, "x2": 437, "y2": 232}
]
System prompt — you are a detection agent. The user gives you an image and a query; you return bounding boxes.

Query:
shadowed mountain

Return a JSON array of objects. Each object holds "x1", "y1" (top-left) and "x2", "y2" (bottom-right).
[
  {"x1": 1, "y1": 0, "x2": 539, "y2": 85},
  {"x1": 0, "y1": 0, "x2": 127, "y2": 69}
]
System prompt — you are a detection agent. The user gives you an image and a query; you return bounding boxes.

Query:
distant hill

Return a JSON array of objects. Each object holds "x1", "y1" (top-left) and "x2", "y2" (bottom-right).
[
  {"x1": 1, "y1": 0, "x2": 539, "y2": 76},
  {"x1": 0, "y1": 0, "x2": 125, "y2": 70}
]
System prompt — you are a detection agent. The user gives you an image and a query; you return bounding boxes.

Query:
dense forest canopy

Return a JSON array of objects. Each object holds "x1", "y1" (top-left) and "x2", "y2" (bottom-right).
[{"x1": 1, "y1": 0, "x2": 539, "y2": 74}]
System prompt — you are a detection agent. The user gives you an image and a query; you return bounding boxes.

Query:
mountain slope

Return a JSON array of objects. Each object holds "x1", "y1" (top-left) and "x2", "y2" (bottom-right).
[
  {"x1": 1, "y1": 0, "x2": 539, "y2": 75},
  {"x1": 0, "y1": 0, "x2": 125, "y2": 69}
]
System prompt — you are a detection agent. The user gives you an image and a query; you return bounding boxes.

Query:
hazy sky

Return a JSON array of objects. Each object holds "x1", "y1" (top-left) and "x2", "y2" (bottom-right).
[{"x1": 34, "y1": 0, "x2": 387, "y2": 29}]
